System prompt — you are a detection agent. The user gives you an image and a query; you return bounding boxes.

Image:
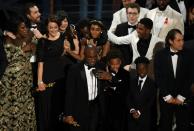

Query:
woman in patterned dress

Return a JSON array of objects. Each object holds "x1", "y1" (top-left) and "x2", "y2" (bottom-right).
[{"x1": 0, "y1": 16, "x2": 37, "y2": 130}]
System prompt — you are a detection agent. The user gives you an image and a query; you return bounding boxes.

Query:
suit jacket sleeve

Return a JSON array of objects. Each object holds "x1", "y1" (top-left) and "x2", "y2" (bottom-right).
[
  {"x1": 154, "y1": 51, "x2": 169, "y2": 97},
  {"x1": 108, "y1": 30, "x2": 133, "y2": 45}
]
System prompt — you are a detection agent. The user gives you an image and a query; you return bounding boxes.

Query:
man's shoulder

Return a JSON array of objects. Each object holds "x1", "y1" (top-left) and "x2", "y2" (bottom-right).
[
  {"x1": 155, "y1": 47, "x2": 168, "y2": 58},
  {"x1": 167, "y1": 6, "x2": 183, "y2": 18},
  {"x1": 147, "y1": 8, "x2": 157, "y2": 15},
  {"x1": 116, "y1": 22, "x2": 128, "y2": 28},
  {"x1": 113, "y1": 8, "x2": 126, "y2": 19},
  {"x1": 69, "y1": 63, "x2": 83, "y2": 71},
  {"x1": 113, "y1": 8, "x2": 126, "y2": 15},
  {"x1": 140, "y1": 7, "x2": 149, "y2": 14}
]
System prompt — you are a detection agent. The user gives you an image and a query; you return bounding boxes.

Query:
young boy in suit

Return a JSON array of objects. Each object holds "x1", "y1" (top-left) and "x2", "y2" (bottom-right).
[{"x1": 128, "y1": 56, "x2": 157, "y2": 131}]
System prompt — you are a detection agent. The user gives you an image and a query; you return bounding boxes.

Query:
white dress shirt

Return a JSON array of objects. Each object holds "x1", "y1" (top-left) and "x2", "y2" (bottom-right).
[
  {"x1": 84, "y1": 65, "x2": 98, "y2": 101},
  {"x1": 138, "y1": 75, "x2": 147, "y2": 91},
  {"x1": 170, "y1": 48, "x2": 178, "y2": 77}
]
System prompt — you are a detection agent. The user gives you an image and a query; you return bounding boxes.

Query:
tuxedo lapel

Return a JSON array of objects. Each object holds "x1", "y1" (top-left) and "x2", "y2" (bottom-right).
[
  {"x1": 166, "y1": 51, "x2": 175, "y2": 78},
  {"x1": 140, "y1": 78, "x2": 147, "y2": 93},
  {"x1": 80, "y1": 64, "x2": 89, "y2": 98},
  {"x1": 132, "y1": 33, "x2": 140, "y2": 56},
  {"x1": 150, "y1": 9, "x2": 157, "y2": 21},
  {"x1": 145, "y1": 35, "x2": 155, "y2": 58},
  {"x1": 176, "y1": 52, "x2": 183, "y2": 78},
  {"x1": 123, "y1": 22, "x2": 129, "y2": 35}
]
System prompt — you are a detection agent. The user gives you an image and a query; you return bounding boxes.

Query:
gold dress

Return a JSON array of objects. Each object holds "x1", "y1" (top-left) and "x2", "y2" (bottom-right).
[{"x1": 0, "y1": 42, "x2": 36, "y2": 131}]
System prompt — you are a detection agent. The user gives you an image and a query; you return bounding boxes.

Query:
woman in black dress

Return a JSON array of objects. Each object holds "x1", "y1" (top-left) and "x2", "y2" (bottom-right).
[{"x1": 36, "y1": 15, "x2": 74, "y2": 131}]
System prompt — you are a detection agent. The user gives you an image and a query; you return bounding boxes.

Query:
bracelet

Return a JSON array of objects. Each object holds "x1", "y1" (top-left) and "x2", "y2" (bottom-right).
[{"x1": 38, "y1": 81, "x2": 43, "y2": 85}]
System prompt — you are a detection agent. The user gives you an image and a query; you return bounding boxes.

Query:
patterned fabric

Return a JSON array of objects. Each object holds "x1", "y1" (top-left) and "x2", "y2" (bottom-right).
[{"x1": 0, "y1": 43, "x2": 36, "y2": 131}]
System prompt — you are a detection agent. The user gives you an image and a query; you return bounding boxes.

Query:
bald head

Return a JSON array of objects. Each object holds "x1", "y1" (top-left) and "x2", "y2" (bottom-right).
[{"x1": 84, "y1": 44, "x2": 98, "y2": 66}]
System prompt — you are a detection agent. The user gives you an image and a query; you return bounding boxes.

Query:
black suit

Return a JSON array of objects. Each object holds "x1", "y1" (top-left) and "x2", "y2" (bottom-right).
[
  {"x1": 114, "y1": 22, "x2": 133, "y2": 66},
  {"x1": 65, "y1": 62, "x2": 105, "y2": 131},
  {"x1": 154, "y1": 47, "x2": 193, "y2": 131},
  {"x1": 103, "y1": 67, "x2": 130, "y2": 131},
  {"x1": 0, "y1": 38, "x2": 8, "y2": 80},
  {"x1": 128, "y1": 76, "x2": 157, "y2": 131}
]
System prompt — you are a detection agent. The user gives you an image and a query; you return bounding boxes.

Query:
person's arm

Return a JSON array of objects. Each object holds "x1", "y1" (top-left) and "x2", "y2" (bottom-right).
[
  {"x1": 72, "y1": 37, "x2": 80, "y2": 54},
  {"x1": 101, "y1": 40, "x2": 110, "y2": 58},
  {"x1": 154, "y1": 51, "x2": 175, "y2": 103},
  {"x1": 65, "y1": 38, "x2": 86, "y2": 61},
  {"x1": 36, "y1": 39, "x2": 46, "y2": 91},
  {"x1": 37, "y1": 62, "x2": 46, "y2": 91},
  {"x1": 108, "y1": 30, "x2": 133, "y2": 45}
]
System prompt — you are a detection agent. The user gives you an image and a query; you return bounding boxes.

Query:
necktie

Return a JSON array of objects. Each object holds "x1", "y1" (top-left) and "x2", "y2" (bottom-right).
[
  {"x1": 128, "y1": 25, "x2": 136, "y2": 29},
  {"x1": 137, "y1": 80, "x2": 143, "y2": 91}
]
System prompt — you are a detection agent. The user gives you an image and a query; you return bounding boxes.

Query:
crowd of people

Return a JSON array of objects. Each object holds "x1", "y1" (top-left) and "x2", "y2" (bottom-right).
[{"x1": 0, "y1": 0, "x2": 194, "y2": 131}]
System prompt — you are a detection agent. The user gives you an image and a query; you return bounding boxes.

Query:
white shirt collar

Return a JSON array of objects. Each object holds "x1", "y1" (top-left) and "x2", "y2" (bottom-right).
[
  {"x1": 170, "y1": 47, "x2": 178, "y2": 53},
  {"x1": 156, "y1": 5, "x2": 170, "y2": 14},
  {"x1": 138, "y1": 75, "x2": 147, "y2": 82}
]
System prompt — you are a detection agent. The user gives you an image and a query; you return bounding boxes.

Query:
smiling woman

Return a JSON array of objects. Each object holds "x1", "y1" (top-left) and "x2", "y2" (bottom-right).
[{"x1": 36, "y1": 15, "x2": 67, "y2": 131}]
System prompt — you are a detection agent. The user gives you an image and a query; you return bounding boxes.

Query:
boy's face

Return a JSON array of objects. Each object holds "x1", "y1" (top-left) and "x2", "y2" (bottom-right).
[
  {"x1": 108, "y1": 58, "x2": 122, "y2": 73},
  {"x1": 136, "y1": 63, "x2": 148, "y2": 78}
]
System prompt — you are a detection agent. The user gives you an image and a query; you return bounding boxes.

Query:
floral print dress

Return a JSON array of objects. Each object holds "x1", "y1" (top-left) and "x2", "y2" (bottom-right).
[{"x1": 0, "y1": 43, "x2": 36, "y2": 131}]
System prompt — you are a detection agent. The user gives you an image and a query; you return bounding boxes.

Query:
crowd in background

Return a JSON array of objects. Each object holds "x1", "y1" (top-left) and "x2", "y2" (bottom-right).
[{"x1": 0, "y1": 0, "x2": 194, "y2": 131}]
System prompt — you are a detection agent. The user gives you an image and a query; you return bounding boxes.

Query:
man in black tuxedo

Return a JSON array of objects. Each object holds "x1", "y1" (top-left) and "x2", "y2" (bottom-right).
[
  {"x1": 128, "y1": 56, "x2": 157, "y2": 131},
  {"x1": 112, "y1": 3, "x2": 140, "y2": 70},
  {"x1": 154, "y1": 29, "x2": 193, "y2": 131},
  {"x1": 63, "y1": 44, "x2": 105, "y2": 131}
]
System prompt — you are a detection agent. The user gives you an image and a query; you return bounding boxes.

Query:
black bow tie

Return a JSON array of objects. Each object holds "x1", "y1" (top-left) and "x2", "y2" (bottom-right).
[
  {"x1": 170, "y1": 51, "x2": 180, "y2": 56},
  {"x1": 31, "y1": 24, "x2": 37, "y2": 28},
  {"x1": 128, "y1": 25, "x2": 136, "y2": 29},
  {"x1": 86, "y1": 65, "x2": 95, "y2": 70}
]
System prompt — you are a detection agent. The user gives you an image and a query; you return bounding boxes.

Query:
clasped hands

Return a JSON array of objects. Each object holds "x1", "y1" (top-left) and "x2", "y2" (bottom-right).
[
  {"x1": 166, "y1": 97, "x2": 184, "y2": 105},
  {"x1": 130, "y1": 110, "x2": 140, "y2": 119},
  {"x1": 63, "y1": 116, "x2": 80, "y2": 127}
]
